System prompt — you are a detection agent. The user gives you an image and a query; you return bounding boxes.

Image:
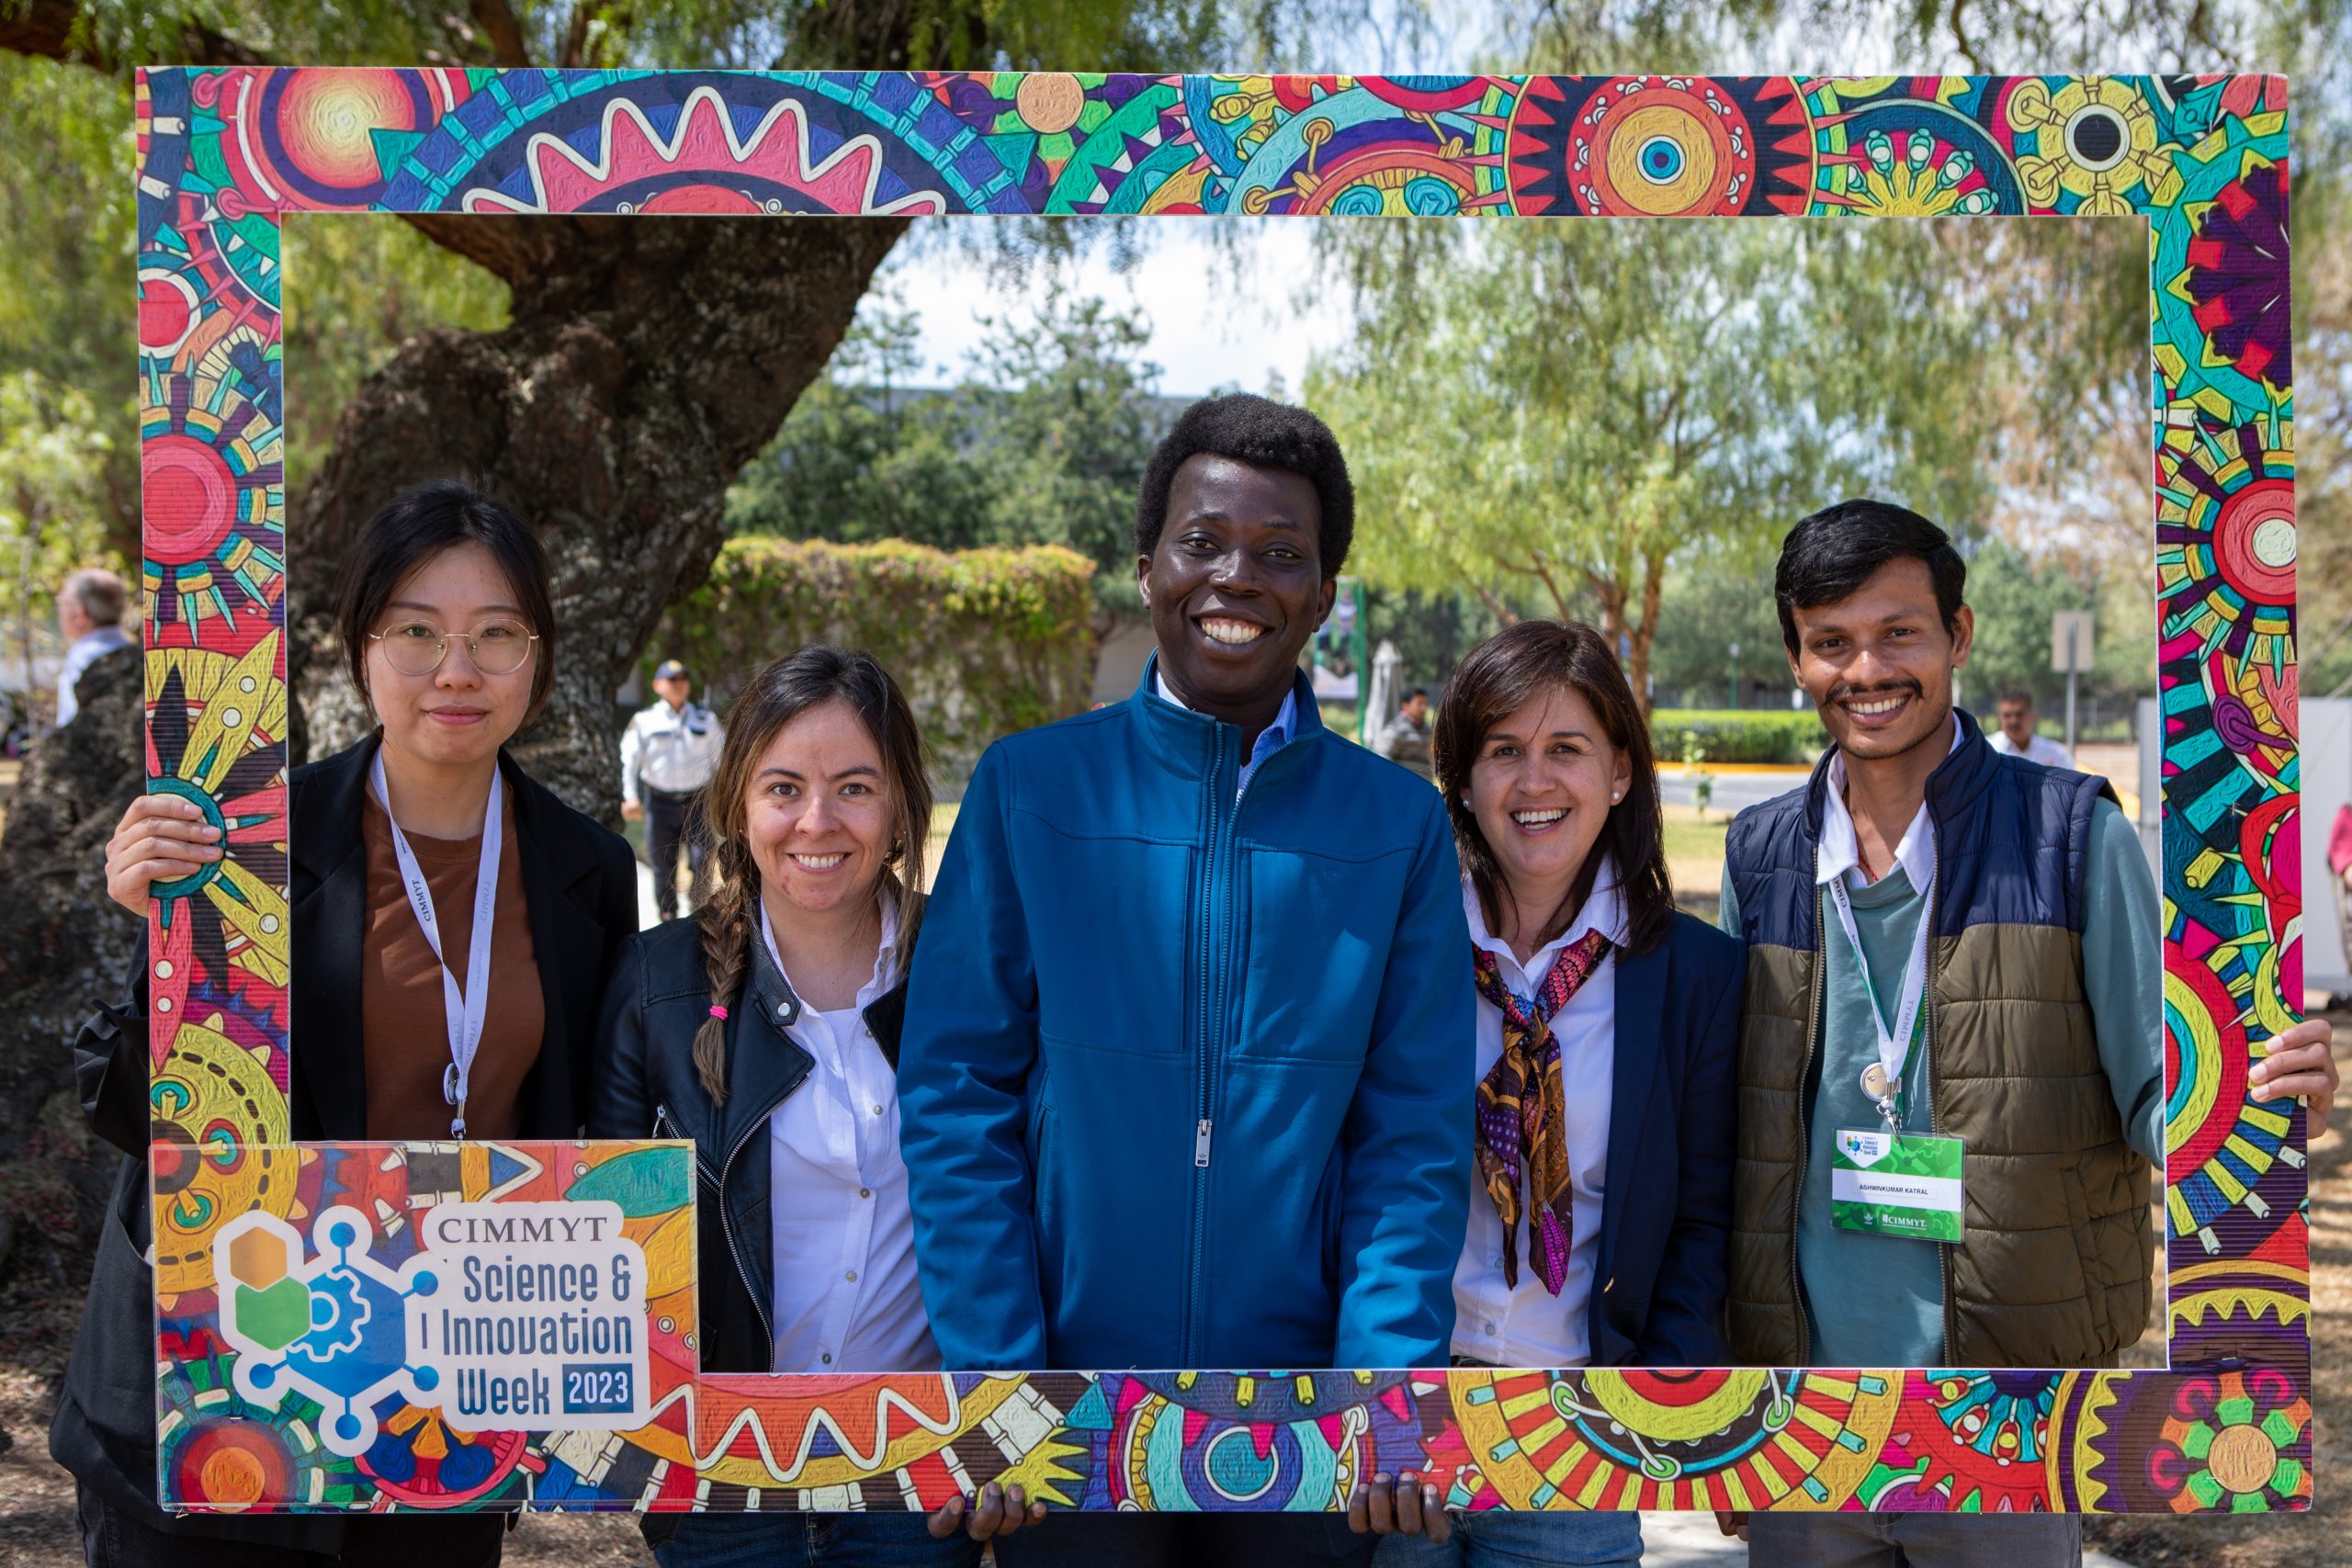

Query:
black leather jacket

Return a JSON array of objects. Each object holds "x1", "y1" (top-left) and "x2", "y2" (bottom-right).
[{"x1": 587, "y1": 914, "x2": 911, "y2": 1375}]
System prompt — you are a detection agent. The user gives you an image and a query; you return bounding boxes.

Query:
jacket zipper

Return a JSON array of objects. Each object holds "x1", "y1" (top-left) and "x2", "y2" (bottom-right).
[
  {"x1": 717, "y1": 1073, "x2": 801, "y2": 1370},
  {"x1": 1201, "y1": 757, "x2": 1256, "y2": 1173},
  {"x1": 1788, "y1": 886, "x2": 1826, "y2": 1366},
  {"x1": 1185, "y1": 725, "x2": 1233, "y2": 1362},
  {"x1": 653, "y1": 1102, "x2": 719, "y2": 1190}
]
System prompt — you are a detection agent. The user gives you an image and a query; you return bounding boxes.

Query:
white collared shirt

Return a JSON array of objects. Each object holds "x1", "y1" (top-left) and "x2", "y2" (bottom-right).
[
  {"x1": 761, "y1": 897, "x2": 937, "y2": 1373},
  {"x1": 56, "y1": 625, "x2": 132, "y2": 728},
  {"x1": 1986, "y1": 729, "x2": 2074, "y2": 769},
  {"x1": 1815, "y1": 714, "x2": 1964, "y2": 892},
  {"x1": 1449, "y1": 863, "x2": 1626, "y2": 1369},
  {"x1": 620, "y1": 698, "x2": 725, "y2": 802},
  {"x1": 1155, "y1": 670, "x2": 1298, "y2": 798}
]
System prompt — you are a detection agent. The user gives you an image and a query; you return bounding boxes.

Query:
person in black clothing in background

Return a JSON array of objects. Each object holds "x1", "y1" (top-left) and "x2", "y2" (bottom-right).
[{"x1": 52, "y1": 481, "x2": 638, "y2": 1567}]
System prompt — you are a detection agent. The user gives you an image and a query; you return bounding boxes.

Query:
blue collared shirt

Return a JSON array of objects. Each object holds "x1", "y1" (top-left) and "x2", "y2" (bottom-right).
[{"x1": 1155, "y1": 671, "x2": 1298, "y2": 799}]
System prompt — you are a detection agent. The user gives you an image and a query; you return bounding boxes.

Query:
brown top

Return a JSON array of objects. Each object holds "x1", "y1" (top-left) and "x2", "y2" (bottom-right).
[{"x1": 360, "y1": 784, "x2": 543, "y2": 1140}]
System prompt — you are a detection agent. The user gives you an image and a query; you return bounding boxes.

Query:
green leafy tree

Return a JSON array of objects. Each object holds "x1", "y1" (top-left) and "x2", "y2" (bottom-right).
[
  {"x1": 970, "y1": 288, "x2": 1163, "y2": 577},
  {"x1": 1488, "y1": 0, "x2": 2347, "y2": 721},
  {"x1": 0, "y1": 369, "x2": 118, "y2": 732},
  {"x1": 1310, "y1": 220, "x2": 2001, "y2": 714},
  {"x1": 1952, "y1": 536, "x2": 2094, "y2": 713},
  {"x1": 729, "y1": 287, "x2": 1166, "y2": 584},
  {"x1": 1362, "y1": 585, "x2": 1510, "y2": 698},
  {"x1": 0, "y1": 57, "x2": 136, "y2": 559},
  {"x1": 726, "y1": 299, "x2": 999, "y2": 553},
  {"x1": 1645, "y1": 559, "x2": 1792, "y2": 708},
  {"x1": 281, "y1": 219, "x2": 510, "y2": 490}
]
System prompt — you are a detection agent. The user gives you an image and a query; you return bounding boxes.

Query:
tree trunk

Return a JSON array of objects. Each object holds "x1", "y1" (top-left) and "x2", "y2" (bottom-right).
[
  {"x1": 289, "y1": 213, "x2": 910, "y2": 817},
  {"x1": 0, "y1": 0, "x2": 946, "y2": 1319},
  {"x1": 1629, "y1": 550, "x2": 1666, "y2": 721},
  {"x1": 1591, "y1": 581, "x2": 1629, "y2": 672}
]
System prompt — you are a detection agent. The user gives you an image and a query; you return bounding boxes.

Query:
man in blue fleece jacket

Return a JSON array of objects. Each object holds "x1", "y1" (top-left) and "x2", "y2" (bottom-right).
[{"x1": 899, "y1": 394, "x2": 1475, "y2": 1565}]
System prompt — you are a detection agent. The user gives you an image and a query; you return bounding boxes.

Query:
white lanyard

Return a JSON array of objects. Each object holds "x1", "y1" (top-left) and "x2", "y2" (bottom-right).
[
  {"x1": 369, "y1": 750, "x2": 501, "y2": 1138},
  {"x1": 1825, "y1": 850, "x2": 1935, "y2": 1131}
]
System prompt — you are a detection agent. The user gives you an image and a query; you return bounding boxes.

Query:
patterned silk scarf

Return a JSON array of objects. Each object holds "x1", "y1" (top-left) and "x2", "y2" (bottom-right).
[{"x1": 1471, "y1": 926, "x2": 1614, "y2": 1295}]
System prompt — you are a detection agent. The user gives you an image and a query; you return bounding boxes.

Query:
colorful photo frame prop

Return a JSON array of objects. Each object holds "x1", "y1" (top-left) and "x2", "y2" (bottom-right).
[{"x1": 135, "y1": 68, "x2": 2306, "y2": 1517}]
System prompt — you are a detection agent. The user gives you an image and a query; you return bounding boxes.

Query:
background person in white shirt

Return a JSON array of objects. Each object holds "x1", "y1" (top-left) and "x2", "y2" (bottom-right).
[
  {"x1": 1353, "y1": 620, "x2": 1744, "y2": 1565},
  {"x1": 1987, "y1": 689, "x2": 2073, "y2": 768},
  {"x1": 54, "y1": 567, "x2": 133, "y2": 728},
  {"x1": 591, "y1": 646, "x2": 1040, "y2": 1563},
  {"x1": 620, "y1": 658, "x2": 725, "y2": 919}
]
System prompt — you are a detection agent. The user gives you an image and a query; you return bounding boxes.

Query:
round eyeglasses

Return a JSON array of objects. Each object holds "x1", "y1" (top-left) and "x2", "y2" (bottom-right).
[{"x1": 369, "y1": 619, "x2": 540, "y2": 677}]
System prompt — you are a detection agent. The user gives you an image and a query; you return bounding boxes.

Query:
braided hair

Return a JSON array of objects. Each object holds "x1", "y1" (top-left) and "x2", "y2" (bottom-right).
[
  {"x1": 687, "y1": 832, "x2": 762, "y2": 1101},
  {"x1": 686, "y1": 647, "x2": 933, "y2": 1102}
]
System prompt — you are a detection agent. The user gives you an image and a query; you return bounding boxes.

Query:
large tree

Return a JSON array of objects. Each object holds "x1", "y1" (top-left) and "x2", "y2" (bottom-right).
[
  {"x1": 0, "y1": 0, "x2": 1336, "y2": 1314},
  {"x1": 4, "y1": 0, "x2": 1331, "y2": 810},
  {"x1": 1485, "y1": 0, "x2": 2349, "y2": 699}
]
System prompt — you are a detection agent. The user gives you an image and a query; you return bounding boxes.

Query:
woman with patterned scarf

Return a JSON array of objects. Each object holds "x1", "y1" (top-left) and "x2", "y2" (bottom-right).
[{"x1": 1351, "y1": 620, "x2": 1746, "y2": 1567}]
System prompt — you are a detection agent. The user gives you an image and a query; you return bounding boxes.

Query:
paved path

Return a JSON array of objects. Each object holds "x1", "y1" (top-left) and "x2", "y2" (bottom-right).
[
  {"x1": 636, "y1": 856, "x2": 664, "y2": 929},
  {"x1": 1657, "y1": 765, "x2": 1810, "y2": 815},
  {"x1": 1641, "y1": 1513, "x2": 2134, "y2": 1564}
]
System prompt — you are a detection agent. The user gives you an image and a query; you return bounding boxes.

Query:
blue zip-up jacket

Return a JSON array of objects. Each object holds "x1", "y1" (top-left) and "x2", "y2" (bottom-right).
[{"x1": 898, "y1": 658, "x2": 1476, "y2": 1371}]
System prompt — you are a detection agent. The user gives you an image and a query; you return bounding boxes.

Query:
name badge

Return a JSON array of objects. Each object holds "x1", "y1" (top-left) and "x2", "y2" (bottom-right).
[{"x1": 1831, "y1": 1128, "x2": 1964, "y2": 1243}]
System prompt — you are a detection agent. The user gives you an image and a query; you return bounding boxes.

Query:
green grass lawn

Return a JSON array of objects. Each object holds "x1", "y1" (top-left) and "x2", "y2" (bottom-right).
[{"x1": 1663, "y1": 802, "x2": 1729, "y2": 908}]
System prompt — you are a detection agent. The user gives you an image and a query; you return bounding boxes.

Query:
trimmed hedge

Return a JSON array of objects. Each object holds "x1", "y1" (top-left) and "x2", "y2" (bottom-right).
[
  {"x1": 650, "y1": 537, "x2": 1098, "y2": 795},
  {"x1": 1650, "y1": 708, "x2": 1829, "y2": 765}
]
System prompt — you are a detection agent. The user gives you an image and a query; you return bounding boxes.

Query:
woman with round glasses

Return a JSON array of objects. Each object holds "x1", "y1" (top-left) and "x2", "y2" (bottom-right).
[{"x1": 55, "y1": 480, "x2": 638, "y2": 1567}]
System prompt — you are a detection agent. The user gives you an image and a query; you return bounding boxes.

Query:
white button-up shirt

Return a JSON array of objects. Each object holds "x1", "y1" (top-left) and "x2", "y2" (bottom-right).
[
  {"x1": 1154, "y1": 670, "x2": 1297, "y2": 798},
  {"x1": 760, "y1": 897, "x2": 936, "y2": 1373},
  {"x1": 1449, "y1": 863, "x2": 1625, "y2": 1369},
  {"x1": 1816, "y1": 714, "x2": 1962, "y2": 892},
  {"x1": 620, "y1": 698, "x2": 725, "y2": 803},
  {"x1": 1986, "y1": 729, "x2": 2074, "y2": 769},
  {"x1": 56, "y1": 625, "x2": 132, "y2": 728}
]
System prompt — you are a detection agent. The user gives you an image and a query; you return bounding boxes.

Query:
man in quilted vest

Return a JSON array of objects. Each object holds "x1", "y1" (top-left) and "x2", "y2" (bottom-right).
[{"x1": 1714, "y1": 501, "x2": 2337, "y2": 1566}]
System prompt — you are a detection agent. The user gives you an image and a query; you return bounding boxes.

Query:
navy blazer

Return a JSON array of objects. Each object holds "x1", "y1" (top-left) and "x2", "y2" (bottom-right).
[{"x1": 1580, "y1": 908, "x2": 1746, "y2": 1368}]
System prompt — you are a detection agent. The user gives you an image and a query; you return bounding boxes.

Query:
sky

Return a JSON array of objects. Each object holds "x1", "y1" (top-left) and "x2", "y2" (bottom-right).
[
  {"x1": 847, "y1": 0, "x2": 1508, "y2": 398},
  {"x1": 865, "y1": 220, "x2": 1364, "y2": 397}
]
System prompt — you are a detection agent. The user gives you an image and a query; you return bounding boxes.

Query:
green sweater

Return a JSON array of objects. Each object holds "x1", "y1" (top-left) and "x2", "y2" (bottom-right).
[{"x1": 1718, "y1": 799, "x2": 2163, "y2": 1365}]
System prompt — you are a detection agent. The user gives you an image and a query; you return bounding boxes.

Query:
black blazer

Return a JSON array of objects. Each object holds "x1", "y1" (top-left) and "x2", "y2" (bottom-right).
[
  {"x1": 1582, "y1": 909, "x2": 1746, "y2": 1369},
  {"x1": 50, "y1": 735, "x2": 637, "y2": 1541}
]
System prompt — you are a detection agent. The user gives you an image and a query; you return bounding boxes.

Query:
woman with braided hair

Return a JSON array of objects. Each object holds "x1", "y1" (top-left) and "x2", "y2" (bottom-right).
[{"x1": 590, "y1": 646, "x2": 1043, "y2": 1566}]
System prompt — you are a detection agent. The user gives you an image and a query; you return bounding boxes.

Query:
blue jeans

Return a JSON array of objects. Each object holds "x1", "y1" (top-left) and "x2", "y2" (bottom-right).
[
  {"x1": 1374, "y1": 1510, "x2": 1643, "y2": 1568},
  {"x1": 1746, "y1": 1511, "x2": 2081, "y2": 1567},
  {"x1": 994, "y1": 1515, "x2": 1375, "y2": 1566},
  {"x1": 652, "y1": 1512, "x2": 982, "y2": 1568}
]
